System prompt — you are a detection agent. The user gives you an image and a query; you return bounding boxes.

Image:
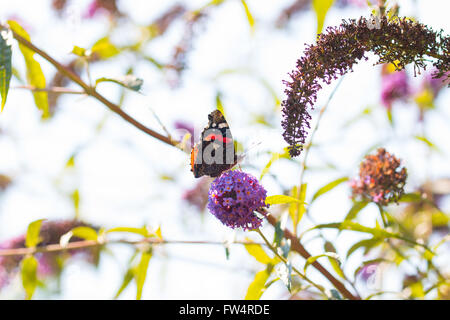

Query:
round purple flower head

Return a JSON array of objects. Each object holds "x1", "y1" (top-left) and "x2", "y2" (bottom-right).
[{"x1": 207, "y1": 171, "x2": 268, "y2": 230}]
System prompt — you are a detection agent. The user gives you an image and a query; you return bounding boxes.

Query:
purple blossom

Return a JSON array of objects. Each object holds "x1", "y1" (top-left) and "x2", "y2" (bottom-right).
[
  {"x1": 420, "y1": 68, "x2": 450, "y2": 97},
  {"x1": 207, "y1": 171, "x2": 268, "y2": 230},
  {"x1": 381, "y1": 70, "x2": 410, "y2": 109}
]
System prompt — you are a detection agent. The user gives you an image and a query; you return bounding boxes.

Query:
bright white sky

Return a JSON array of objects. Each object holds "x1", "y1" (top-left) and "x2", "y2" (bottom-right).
[{"x1": 0, "y1": 0, "x2": 449, "y2": 299}]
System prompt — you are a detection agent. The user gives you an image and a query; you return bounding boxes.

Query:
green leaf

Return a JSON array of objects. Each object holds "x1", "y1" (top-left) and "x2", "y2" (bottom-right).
[
  {"x1": 244, "y1": 239, "x2": 272, "y2": 264},
  {"x1": 245, "y1": 264, "x2": 273, "y2": 300},
  {"x1": 71, "y1": 226, "x2": 98, "y2": 241},
  {"x1": 71, "y1": 45, "x2": 86, "y2": 57},
  {"x1": 398, "y1": 192, "x2": 423, "y2": 203},
  {"x1": 90, "y1": 37, "x2": 120, "y2": 59},
  {"x1": 386, "y1": 108, "x2": 393, "y2": 126},
  {"x1": 11, "y1": 66, "x2": 24, "y2": 84},
  {"x1": 260, "y1": 149, "x2": 290, "y2": 180},
  {"x1": 0, "y1": 28, "x2": 13, "y2": 111},
  {"x1": 414, "y1": 135, "x2": 441, "y2": 153},
  {"x1": 266, "y1": 194, "x2": 306, "y2": 206},
  {"x1": 304, "y1": 252, "x2": 340, "y2": 274},
  {"x1": 276, "y1": 262, "x2": 292, "y2": 292},
  {"x1": 96, "y1": 75, "x2": 143, "y2": 92},
  {"x1": 354, "y1": 258, "x2": 389, "y2": 279},
  {"x1": 143, "y1": 55, "x2": 165, "y2": 70},
  {"x1": 21, "y1": 255, "x2": 38, "y2": 300},
  {"x1": 324, "y1": 241, "x2": 345, "y2": 279},
  {"x1": 312, "y1": 0, "x2": 335, "y2": 35},
  {"x1": 134, "y1": 250, "x2": 152, "y2": 300},
  {"x1": 344, "y1": 201, "x2": 368, "y2": 221},
  {"x1": 273, "y1": 220, "x2": 284, "y2": 248},
  {"x1": 306, "y1": 221, "x2": 433, "y2": 253},
  {"x1": 311, "y1": 177, "x2": 349, "y2": 202},
  {"x1": 260, "y1": 153, "x2": 279, "y2": 180},
  {"x1": 215, "y1": 91, "x2": 225, "y2": 116},
  {"x1": 72, "y1": 189, "x2": 80, "y2": 217},
  {"x1": 291, "y1": 183, "x2": 307, "y2": 231},
  {"x1": 25, "y1": 219, "x2": 44, "y2": 248},
  {"x1": 240, "y1": 0, "x2": 255, "y2": 32},
  {"x1": 8, "y1": 20, "x2": 49, "y2": 118}
]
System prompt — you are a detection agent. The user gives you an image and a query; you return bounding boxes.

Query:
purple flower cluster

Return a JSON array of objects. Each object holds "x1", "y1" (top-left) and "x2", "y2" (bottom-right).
[
  {"x1": 357, "y1": 263, "x2": 379, "y2": 283},
  {"x1": 207, "y1": 171, "x2": 268, "y2": 230},
  {"x1": 381, "y1": 68, "x2": 410, "y2": 109}
]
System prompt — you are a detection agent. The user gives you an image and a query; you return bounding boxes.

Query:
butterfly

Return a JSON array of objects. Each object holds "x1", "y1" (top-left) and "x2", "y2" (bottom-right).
[{"x1": 190, "y1": 110, "x2": 237, "y2": 178}]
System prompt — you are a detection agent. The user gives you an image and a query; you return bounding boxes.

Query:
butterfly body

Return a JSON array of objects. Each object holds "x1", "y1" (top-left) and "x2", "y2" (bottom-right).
[{"x1": 190, "y1": 110, "x2": 237, "y2": 178}]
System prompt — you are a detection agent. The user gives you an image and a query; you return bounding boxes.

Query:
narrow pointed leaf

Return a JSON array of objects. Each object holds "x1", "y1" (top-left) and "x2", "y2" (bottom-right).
[
  {"x1": 266, "y1": 194, "x2": 306, "y2": 206},
  {"x1": 90, "y1": 37, "x2": 119, "y2": 59},
  {"x1": 240, "y1": 0, "x2": 255, "y2": 32},
  {"x1": 344, "y1": 201, "x2": 368, "y2": 221},
  {"x1": 244, "y1": 239, "x2": 272, "y2": 264},
  {"x1": 346, "y1": 237, "x2": 381, "y2": 258},
  {"x1": 71, "y1": 226, "x2": 98, "y2": 241},
  {"x1": 260, "y1": 153, "x2": 280, "y2": 180},
  {"x1": 114, "y1": 268, "x2": 134, "y2": 299},
  {"x1": 304, "y1": 252, "x2": 340, "y2": 274}
]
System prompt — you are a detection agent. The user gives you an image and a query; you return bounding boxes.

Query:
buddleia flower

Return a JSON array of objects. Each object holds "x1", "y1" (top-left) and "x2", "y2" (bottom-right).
[{"x1": 0, "y1": 220, "x2": 98, "y2": 290}]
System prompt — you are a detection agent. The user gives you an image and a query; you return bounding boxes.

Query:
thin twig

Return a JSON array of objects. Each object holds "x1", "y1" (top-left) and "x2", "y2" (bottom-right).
[{"x1": 14, "y1": 85, "x2": 86, "y2": 95}]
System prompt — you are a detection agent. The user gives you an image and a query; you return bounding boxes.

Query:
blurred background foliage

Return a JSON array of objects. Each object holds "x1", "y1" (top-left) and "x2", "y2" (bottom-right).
[{"x1": 0, "y1": 0, "x2": 449, "y2": 300}]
